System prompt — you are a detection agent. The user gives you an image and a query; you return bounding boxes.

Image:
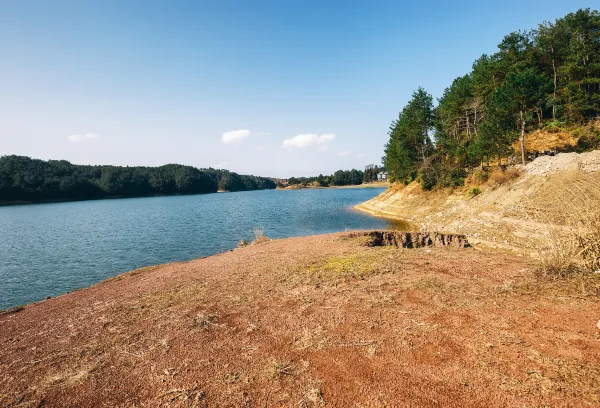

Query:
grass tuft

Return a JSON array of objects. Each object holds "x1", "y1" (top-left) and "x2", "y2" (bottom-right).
[
  {"x1": 528, "y1": 172, "x2": 600, "y2": 277},
  {"x1": 487, "y1": 167, "x2": 522, "y2": 188},
  {"x1": 252, "y1": 226, "x2": 270, "y2": 244}
]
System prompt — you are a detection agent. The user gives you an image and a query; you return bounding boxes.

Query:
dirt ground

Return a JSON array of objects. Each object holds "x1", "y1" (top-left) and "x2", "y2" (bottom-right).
[{"x1": 1, "y1": 232, "x2": 599, "y2": 407}]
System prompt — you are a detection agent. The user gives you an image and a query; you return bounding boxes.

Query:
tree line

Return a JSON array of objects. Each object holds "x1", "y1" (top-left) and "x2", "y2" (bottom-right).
[
  {"x1": 384, "y1": 8, "x2": 600, "y2": 190},
  {"x1": 285, "y1": 168, "x2": 365, "y2": 187},
  {"x1": 0, "y1": 155, "x2": 276, "y2": 204}
]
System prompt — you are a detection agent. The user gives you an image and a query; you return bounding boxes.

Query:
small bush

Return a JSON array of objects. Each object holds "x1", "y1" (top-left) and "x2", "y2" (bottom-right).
[
  {"x1": 468, "y1": 187, "x2": 481, "y2": 198},
  {"x1": 488, "y1": 167, "x2": 522, "y2": 187},
  {"x1": 576, "y1": 128, "x2": 600, "y2": 151},
  {"x1": 473, "y1": 169, "x2": 489, "y2": 183},
  {"x1": 440, "y1": 168, "x2": 467, "y2": 188},
  {"x1": 417, "y1": 155, "x2": 467, "y2": 190},
  {"x1": 418, "y1": 165, "x2": 439, "y2": 191},
  {"x1": 237, "y1": 239, "x2": 248, "y2": 248},
  {"x1": 543, "y1": 120, "x2": 567, "y2": 133}
]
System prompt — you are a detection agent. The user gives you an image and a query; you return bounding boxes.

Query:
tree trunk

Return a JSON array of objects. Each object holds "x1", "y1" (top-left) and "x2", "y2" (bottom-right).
[
  {"x1": 520, "y1": 110, "x2": 526, "y2": 165},
  {"x1": 552, "y1": 46, "x2": 557, "y2": 119}
]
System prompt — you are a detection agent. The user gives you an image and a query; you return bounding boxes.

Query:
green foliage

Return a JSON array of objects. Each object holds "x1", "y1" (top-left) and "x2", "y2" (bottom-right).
[
  {"x1": 473, "y1": 169, "x2": 489, "y2": 183},
  {"x1": 384, "y1": 88, "x2": 434, "y2": 182},
  {"x1": 417, "y1": 156, "x2": 467, "y2": 190},
  {"x1": 576, "y1": 125, "x2": 600, "y2": 150},
  {"x1": 0, "y1": 156, "x2": 275, "y2": 204},
  {"x1": 441, "y1": 168, "x2": 468, "y2": 188},
  {"x1": 468, "y1": 187, "x2": 482, "y2": 197},
  {"x1": 363, "y1": 165, "x2": 385, "y2": 183},
  {"x1": 286, "y1": 169, "x2": 364, "y2": 187},
  {"x1": 383, "y1": 8, "x2": 600, "y2": 190},
  {"x1": 543, "y1": 120, "x2": 568, "y2": 133}
]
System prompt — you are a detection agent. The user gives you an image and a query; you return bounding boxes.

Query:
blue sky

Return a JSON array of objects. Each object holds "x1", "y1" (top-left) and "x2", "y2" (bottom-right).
[{"x1": 0, "y1": 1, "x2": 595, "y2": 177}]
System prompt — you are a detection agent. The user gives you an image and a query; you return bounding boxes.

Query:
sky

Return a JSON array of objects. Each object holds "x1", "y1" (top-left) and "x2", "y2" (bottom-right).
[{"x1": 0, "y1": 0, "x2": 595, "y2": 177}]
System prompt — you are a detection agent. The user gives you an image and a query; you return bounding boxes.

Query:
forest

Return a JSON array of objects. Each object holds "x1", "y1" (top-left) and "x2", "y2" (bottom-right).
[
  {"x1": 284, "y1": 166, "x2": 385, "y2": 187},
  {"x1": 0, "y1": 155, "x2": 276, "y2": 204},
  {"x1": 384, "y1": 8, "x2": 600, "y2": 190}
]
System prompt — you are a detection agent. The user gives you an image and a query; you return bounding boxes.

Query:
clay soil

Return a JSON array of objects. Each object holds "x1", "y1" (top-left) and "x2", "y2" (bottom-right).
[{"x1": 1, "y1": 233, "x2": 599, "y2": 407}]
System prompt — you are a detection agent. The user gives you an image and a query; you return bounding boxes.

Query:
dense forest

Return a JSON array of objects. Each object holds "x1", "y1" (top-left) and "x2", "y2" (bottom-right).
[
  {"x1": 0, "y1": 155, "x2": 276, "y2": 204},
  {"x1": 285, "y1": 168, "x2": 364, "y2": 187},
  {"x1": 384, "y1": 8, "x2": 600, "y2": 190},
  {"x1": 283, "y1": 165, "x2": 386, "y2": 188}
]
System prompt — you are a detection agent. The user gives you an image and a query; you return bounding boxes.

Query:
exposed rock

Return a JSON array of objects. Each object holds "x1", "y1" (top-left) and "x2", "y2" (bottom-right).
[
  {"x1": 525, "y1": 150, "x2": 600, "y2": 176},
  {"x1": 346, "y1": 231, "x2": 470, "y2": 248}
]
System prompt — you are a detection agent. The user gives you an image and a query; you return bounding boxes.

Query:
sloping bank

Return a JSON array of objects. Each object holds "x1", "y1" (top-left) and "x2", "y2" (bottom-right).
[{"x1": 355, "y1": 150, "x2": 600, "y2": 252}]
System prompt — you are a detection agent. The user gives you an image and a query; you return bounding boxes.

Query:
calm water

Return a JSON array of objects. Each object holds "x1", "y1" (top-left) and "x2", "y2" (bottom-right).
[{"x1": 0, "y1": 187, "x2": 395, "y2": 309}]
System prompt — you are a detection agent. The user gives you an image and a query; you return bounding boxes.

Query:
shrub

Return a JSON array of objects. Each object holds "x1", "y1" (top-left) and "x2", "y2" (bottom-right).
[
  {"x1": 417, "y1": 155, "x2": 468, "y2": 190},
  {"x1": 440, "y1": 168, "x2": 467, "y2": 188},
  {"x1": 576, "y1": 128, "x2": 600, "y2": 151},
  {"x1": 473, "y1": 168, "x2": 489, "y2": 183},
  {"x1": 543, "y1": 120, "x2": 567, "y2": 133},
  {"x1": 468, "y1": 187, "x2": 481, "y2": 198},
  {"x1": 418, "y1": 164, "x2": 439, "y2": 191},
  {"x1": 488, "y1": 167, "x2": 522, "y2": 187}
]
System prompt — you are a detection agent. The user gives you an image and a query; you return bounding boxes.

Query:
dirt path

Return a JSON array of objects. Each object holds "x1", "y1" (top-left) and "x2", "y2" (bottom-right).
[{"x1": 1, "y1": 233, "x2": 599, "y2": 407}]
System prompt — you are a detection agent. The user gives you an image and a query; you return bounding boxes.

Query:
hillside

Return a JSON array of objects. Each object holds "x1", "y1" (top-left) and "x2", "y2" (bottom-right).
[
  {"x1": 1, "y1": 232, "x2": 599, "y2": 407},
  {"x1": 356, "y1": 150, "x2": 600, "y2": 252}
]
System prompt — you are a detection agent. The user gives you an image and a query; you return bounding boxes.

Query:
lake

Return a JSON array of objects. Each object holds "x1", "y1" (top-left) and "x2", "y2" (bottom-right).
[{"x1": 0, "y1": 187, "x2": 397, "y2": 309}]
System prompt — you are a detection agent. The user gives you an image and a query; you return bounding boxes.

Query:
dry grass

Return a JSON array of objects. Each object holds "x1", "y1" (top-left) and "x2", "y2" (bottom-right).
[
  {"x1": 487, "y1": 167, "x2": 523, "y2": 188},
  {"x1": 528, "y1": 172, "x2": 600, "y2": 276},
  {"x1": 252, "y1": 226, "x2": 270, "y2": 244},
  {"x1": 266, "y1": 361, "x2": 294, "y2": 379}
]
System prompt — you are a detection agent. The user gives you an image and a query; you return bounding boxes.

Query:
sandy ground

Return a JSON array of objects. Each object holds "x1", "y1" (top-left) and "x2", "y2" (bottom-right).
[
  {"x1": 355, "y1": 152, "x2": 600, "y2": 253},
  {"x1": 1, "y1": 232, "x2": 599, "y2": 407}
]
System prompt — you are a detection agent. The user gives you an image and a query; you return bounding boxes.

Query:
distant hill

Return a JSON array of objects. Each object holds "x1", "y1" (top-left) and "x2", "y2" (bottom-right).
[{"x1": 0, "y1": 155, "x2": 275, "y2": 205}]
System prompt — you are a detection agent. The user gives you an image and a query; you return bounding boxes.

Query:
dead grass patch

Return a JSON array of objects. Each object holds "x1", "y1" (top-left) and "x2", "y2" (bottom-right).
[
  {"x1": 527, "y1": 172, "x2": 600, "y2": 276},
  {"x1": 307, "y1": 249, "x2": 397, "y2": 281},
  {"x1": 487, "y1": 168, "x2": 523, "y2": 188},
  {"x1": 251, "y1": 226, "x2": 270, "y2": 245},
  {"x1": 157, "y1": 387, "x2": 206, "y2": 406},
  {"x1": 266, "y1": 361, "x2": 294, "y2": 379}
]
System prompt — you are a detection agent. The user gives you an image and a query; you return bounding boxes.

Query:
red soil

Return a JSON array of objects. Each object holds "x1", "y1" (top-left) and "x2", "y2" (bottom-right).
[{"x1": 1, "y1": 232, "x2": 599, "y2": 407}]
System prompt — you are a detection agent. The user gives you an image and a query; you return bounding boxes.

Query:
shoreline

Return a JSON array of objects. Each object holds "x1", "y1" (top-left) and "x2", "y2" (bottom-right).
[
  {"x1": 0, "y1": 188, "x2": 277, "y2": 207},
  {"x1": 277, "y1": 181, "x2": 389, "y2": 190}
]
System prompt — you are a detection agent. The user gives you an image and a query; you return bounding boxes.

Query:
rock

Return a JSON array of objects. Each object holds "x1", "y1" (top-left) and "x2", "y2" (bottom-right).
[
  {"x1": 525, "y1": 150, "x2": 600, "y2": 176},
  {"x1": 345, "y1": 231, "x2": 470, "y2": 249},
  {"x1": 597, "y1": 320, "x2": 600, "y2": 330}
]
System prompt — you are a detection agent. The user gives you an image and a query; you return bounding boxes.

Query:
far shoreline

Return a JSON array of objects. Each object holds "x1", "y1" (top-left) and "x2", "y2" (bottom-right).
[{"x1": 277, "y1": 181, "x2": 389, "y2": 190}]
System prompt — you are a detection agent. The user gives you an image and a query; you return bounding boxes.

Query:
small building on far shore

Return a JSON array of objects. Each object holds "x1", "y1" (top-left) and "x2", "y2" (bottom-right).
[{"x1": 377, "y1": 171, "x2": 388, "y2": 181}]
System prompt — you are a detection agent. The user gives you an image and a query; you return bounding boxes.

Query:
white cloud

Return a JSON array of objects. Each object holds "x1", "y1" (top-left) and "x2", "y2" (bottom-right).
[
  {"x1": 282, "y1": 134, "x2": 318, "y2": 149},
  {"x1": 337, "y1": 151, "x2": 349, "y2": 156},
  {"x1": 221, "y1": 129, "x2": 250, "y2": 144},
  {"x1": 318, "y1": 133, "x2": 335, "y2": 143},
  {"x1": 214, "y1": 161, "x2": 228, "y2": 168},
  {"x1": 317, "y1": 145, "x2": 329, "y2": 152},
  {"x1": 281, "y1": 133, "x2": 336, "y2": 150},
  {"x1": 357, "y1": 153, "x2": 365, "y2": 158},
  {"x1": 68, "y1": 133, "x2": 99, "y2": 142},
  {"x1": 255, "y1": 146, "x2": 265, "y2": 151}
]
